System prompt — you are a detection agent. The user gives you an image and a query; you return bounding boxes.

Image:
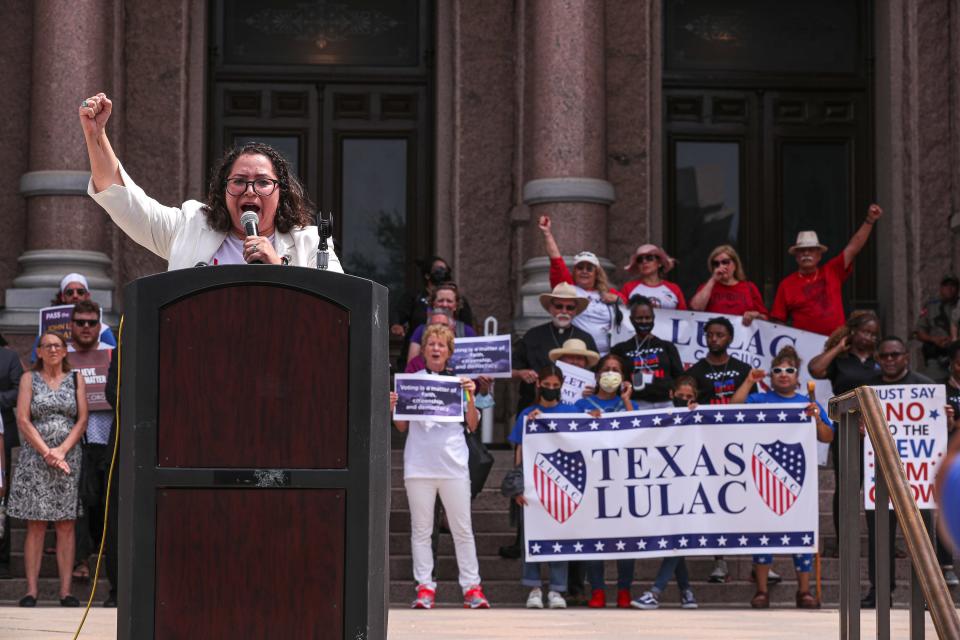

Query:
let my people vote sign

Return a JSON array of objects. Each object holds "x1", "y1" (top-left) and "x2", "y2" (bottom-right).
[
  {"x1": 393, "y1": 373, "x2": 464, "y2": 422},
  {"x1": 449, "y1": 335, "x2": 512, "y2": 378},
  {"x1": 556, "y1": 361, "x2": 595, "y2": 405},
  {"x1": 864, "y1": 384, "x2": 948, "y2": 510}
]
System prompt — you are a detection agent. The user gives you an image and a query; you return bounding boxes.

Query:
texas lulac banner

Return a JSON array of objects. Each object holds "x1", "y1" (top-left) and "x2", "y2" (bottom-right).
[
  {"x1": 651, "y1": 309, "x2": 833, "y2": 401},
  {"x1": 864, "y1": 384, "x2": 948, "y2": 510},
  {"x1": 521, "y1": 405, "x2": 819, "y2": 561}
]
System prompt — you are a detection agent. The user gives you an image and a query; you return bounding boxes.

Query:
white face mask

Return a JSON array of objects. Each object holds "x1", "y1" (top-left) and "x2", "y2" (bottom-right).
[{"x1": 598, "y1": 371, "x2": 622, "y2": 393}]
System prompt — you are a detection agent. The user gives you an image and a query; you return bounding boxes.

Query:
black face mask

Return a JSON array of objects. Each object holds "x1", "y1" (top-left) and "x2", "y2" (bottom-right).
[
  {"x1": 429, "y1": 268, "x2": 451, "y2": 285},
  {"x1": 632, "y1": 321, "x2": 654, "y2": 335},
  {"x1": 672, "y1": 397, "x2": 690, "y2": 408},
  {"x1": 540, "y1": 388, "x2": 562, "y2": 402}
]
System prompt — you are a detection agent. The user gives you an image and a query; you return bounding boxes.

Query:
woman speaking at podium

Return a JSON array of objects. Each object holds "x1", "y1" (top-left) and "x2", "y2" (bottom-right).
[{"x1": 79, "y1": 92, "x2": 342, "y2": 271}]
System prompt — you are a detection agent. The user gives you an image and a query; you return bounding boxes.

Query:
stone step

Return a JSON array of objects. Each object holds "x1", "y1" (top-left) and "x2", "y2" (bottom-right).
[
  {"x1": 386, "y1": 579, "x2": 960, "y2": 607},
  {"x1": 387, "y1": 554, "x2": 920, "y2": 583}
]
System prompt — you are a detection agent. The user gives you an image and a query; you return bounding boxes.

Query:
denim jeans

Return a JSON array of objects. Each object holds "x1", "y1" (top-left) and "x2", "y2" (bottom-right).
[
  {"x1": 522, "y1": 560, "x2": 568, "y2": 592},
  {"x1": 587, "y1": 559, "x2": 634, "y2": 590},
  {"x1": 651, "y1": 556, "x2": 690, "y2": 593}
]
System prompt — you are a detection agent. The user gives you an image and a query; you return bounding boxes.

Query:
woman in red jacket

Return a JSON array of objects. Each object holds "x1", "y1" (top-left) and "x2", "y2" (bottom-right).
[{"x1": 689, "y1": 245, "x2": 768, "y2": 325}]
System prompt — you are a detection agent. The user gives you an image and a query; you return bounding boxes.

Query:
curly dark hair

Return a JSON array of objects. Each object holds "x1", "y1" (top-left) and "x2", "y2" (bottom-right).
[{"x1": 203, "y1": 142, "x2": 315, "y2": 233}]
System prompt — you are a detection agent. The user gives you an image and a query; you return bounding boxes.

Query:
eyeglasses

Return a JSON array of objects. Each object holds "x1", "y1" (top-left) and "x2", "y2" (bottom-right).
[
  {"x1": 39, "y1": 343, "x2": 64, "y2": 351},
  {"x1": 552, "y1": 302, "x2": 579, "y2": 312},
  {"x1": 711, "y1": 258, "x2": 733, "y2": 267},
  {"x1": 72, "y1": 319, "x2": 98, "y2": 328},
  {"x1": 225, "y1": 177, "x2": 279, "y2": 197},
  {"x1": 638, "y1": 254, "x2": 659, "y2": 263},
  {"x1": 63, "y1": 288, "x2": 87, "y2": 297},
  {"x1": 574, "y1": 263, "x2": 596, "y2": 272},
  {"x1": 771, "y1": 367, "x2": 797, "y2": 375},
  {"x1": 878, "y1": 352, "x2": 906, "y2": 360}
]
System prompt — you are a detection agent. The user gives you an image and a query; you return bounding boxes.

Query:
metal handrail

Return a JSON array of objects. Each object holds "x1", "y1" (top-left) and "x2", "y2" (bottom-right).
[{"x1": 828, "y1": 386, "x2": 960, "y2": 640}]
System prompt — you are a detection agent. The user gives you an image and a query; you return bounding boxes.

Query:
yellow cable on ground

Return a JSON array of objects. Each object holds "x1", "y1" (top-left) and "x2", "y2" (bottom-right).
[{"x1": 74, "y1": 314, "x2": 123, "y2": 639}]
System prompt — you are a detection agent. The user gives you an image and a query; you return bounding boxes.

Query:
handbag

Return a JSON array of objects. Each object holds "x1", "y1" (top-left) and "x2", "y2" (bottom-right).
[
  {"x1": 500, "y1": 466, "x2": 523, "y2": 498},
  {"x1": 464, "y1": 428, "x2": 494, "y2": 499}
]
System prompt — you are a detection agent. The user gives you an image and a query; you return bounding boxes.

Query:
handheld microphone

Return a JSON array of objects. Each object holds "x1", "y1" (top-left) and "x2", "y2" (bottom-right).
[
  {"x1": 240, "y1": 210, "x2": 259, "y2": 237},
  {"x1": 239, "y1": 210, "x2": 263, "y2": 264}
]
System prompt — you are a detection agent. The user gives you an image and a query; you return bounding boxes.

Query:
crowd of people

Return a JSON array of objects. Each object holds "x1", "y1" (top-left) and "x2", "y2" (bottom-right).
[
  {"x1": 387, "y1": 204, "x2": 960, "y2": 611},
  {"x1": 0, "y1": 101, "x2": 955, "y2": 613}
]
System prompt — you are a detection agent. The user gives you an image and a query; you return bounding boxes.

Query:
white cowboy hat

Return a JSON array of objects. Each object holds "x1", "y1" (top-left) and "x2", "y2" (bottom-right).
[
  {"x1": 548, "y1": 338, "x2": 600, "y2": 367},
  {"x1": 538, "y1": 282, "x2": 589, "y2": 314},
  {"x1": 788, "y1": 231, "x2": 828, "y2": 254}
]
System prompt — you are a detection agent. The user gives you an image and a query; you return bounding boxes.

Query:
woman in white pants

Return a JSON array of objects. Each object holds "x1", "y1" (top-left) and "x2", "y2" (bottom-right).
[{"x1": 390, "y1": 324, "x2": 490, "y2": 609}]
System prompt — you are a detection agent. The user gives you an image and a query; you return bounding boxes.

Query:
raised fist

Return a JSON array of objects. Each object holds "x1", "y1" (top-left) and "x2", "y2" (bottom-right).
[
  {"x1": 866, "y1": 203, "x2": 883, "y2": 223},
  {"x1": 538, "y1": 215, "x2": 551, "y2": 233},
  {"x1": 78, "y1": 93, "x2": 113, "y2": 140}
]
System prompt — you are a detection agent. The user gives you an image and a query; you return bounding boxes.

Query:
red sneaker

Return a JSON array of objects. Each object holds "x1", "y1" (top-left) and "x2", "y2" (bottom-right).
[
  {"x1": 463, "y1": 585, "x2": 490, "y2": 609},
  {"x1": 587, "y1": 589, "x2": 606, "y2": 608},
  {"x1": 617, "y1": 589, "x2": 632, "y2": 608},
  {"x1": 412, "y1": 584, "x2": 435, "y2": 609}
]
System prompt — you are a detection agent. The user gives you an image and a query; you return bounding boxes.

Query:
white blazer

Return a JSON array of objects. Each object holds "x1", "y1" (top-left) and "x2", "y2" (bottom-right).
[{"x1": 88, "y1": 164, "x2": 343, "y2": 272}]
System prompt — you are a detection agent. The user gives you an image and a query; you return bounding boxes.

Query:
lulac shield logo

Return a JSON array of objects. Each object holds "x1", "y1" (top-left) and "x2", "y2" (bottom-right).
[
  {"x1": 752, "y1": 440, "x2": 805, "y2": 515},
  {"x1": 534, "y1": 449, "x2": 586, "y2": 523}
]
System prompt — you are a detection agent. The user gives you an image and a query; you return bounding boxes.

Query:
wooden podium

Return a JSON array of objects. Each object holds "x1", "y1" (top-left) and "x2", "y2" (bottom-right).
[{"x1": 116, "y1": 266, "x2": 389, "y2": 640}]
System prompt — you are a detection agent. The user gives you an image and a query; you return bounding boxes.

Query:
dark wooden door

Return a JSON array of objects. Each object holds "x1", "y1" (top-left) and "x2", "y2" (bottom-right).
[{"x1": 662, "y1": 0, "x2": 873, "y2": 312}]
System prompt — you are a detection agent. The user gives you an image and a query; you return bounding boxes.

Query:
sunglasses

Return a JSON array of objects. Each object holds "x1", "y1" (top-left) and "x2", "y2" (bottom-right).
[
  {"x1": 574, "y1": 263, "x2": 596, "y2": 272},
  {"x1": 878, "y1": 352, "x2": 905, "y2": 360},
  {"x1": 711, "y1": 258, "x2": 733, "y2": 267},
  {"x1": 73, "y1": 319, "x2": 98, "y2": 328},
  {"x1": 63, "y1": 288, "x2": 87, "y2": 297},
  {"x1": 552, "y1": 303, "x2": 579, "y2": 312},
  {"x1": 638, "y1": 254, "x2": 659, "y2": 263},
  {"x1": 770, "y1": 367, "x2": 797, "y2": 375}
]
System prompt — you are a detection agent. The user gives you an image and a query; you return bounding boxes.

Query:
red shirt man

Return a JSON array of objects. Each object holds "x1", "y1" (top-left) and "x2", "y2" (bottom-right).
[{"x1": 770, "y1": 204, "x2": 883, "y2": 335}]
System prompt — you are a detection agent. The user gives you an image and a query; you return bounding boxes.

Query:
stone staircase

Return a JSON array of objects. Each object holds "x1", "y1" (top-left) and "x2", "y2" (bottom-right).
[{"x1": 388, "y1": 449, "x2": 960, "y2": 608}]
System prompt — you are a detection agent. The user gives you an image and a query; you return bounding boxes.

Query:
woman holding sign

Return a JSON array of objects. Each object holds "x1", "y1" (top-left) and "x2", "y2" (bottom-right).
[
  {"x1": 389, "y1": 324, "x2": 489, "y2": 610},
  {"x1": 730, "y1": 346, "x2": 833, "y2": 609}
]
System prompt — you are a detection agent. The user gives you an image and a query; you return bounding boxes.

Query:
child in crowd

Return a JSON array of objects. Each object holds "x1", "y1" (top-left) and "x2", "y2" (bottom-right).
[
  {"x1": 508, "y1": 366, "x2": 579, "y2": 609},
  {"x1": 631, "y1": 377, "x2": 700, "y2": 610},
  {"x1": 575, "y1": 354, "x2": 636, "y2": 607}
]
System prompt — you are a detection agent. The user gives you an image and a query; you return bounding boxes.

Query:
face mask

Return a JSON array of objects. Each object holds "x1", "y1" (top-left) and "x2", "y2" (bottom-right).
[
  {"x1": 429, "y1": 268, "x2": 450, "y2": 285},
  {"x1": 632, "y1": 321, "x2": 654, "y2": 335},
  {"x1": 540, "y1": 387, "x2": 562, "y2": 402},
  {"x1": 673, "y1": 397, "x2": 690, "y2": 408},
  {"x1": 598, "y1": 371, "x2": 622, "y2": 393}
]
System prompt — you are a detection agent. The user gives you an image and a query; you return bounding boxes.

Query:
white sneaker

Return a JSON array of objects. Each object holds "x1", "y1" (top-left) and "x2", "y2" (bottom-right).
[
  {"x1": 526, "y1": 587, "x2": 544, "y2": 609},
  {"x1": 547, "y1": 590, "x2": 567, "y2": 609}
]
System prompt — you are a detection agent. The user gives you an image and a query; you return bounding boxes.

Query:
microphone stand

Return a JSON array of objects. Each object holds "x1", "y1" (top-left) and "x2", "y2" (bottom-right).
[{"x1": 317, "y1": 211, "x2": 333, "y2": 271}]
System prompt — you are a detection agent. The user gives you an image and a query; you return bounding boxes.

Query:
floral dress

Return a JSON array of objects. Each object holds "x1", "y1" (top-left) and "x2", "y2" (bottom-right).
[{"x1": 8, "y1": 372, "x2": 82, "y2": 521}]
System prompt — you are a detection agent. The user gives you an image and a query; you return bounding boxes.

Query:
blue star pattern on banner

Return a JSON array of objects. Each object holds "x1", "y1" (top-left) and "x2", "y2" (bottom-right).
[
  {"x1": 527, "y1": 531, "x2": 817, "y2": 557},
  {"x1": 526, "y1": 407, "x2": 813, "y2": 435}
]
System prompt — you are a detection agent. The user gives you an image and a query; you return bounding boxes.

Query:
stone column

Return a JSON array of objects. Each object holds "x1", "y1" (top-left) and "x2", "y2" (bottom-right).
[
  {"x1": 516, "y1": 0, "x2": 615, "y2": 333},
  {"x1": 1, "y1": 0, "x2": 115, "y2": 330}
]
